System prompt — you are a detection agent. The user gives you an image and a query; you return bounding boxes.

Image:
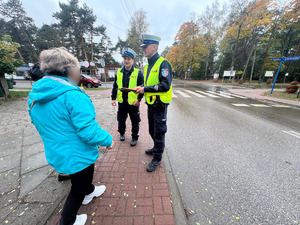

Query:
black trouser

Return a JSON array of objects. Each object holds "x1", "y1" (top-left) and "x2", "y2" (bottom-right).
[
  {"x1": 117, "y1": 102, "x2": 141, "y2": 140},
  {"x1": 148, "y1": 103, "x2": 168, "y2": 161},
  {"x1": 60, "y1": 164, "x2": 95, "y2": 225}
]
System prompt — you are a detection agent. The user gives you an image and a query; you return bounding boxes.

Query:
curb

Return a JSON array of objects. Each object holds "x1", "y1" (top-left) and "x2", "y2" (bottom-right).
[
  {"x1": 37, "y1": 176, "x2": 70, "y2": 225},
  {"x1": 227, "y1": 90, "x2": 300, "y2": 109},
  {"x1": 163, "y1": 148, "x2": 190, "y2": 225}
]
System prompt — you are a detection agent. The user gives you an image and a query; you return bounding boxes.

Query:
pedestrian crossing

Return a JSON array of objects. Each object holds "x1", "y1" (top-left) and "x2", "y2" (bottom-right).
[
  {"x1": 232, "y1": 103, "x2": 290, "y2": 108},
  {"x1": 172, "y1": 89, "x2": 291, "y2": 108},
  {"x1": 172, "y1": 89, "x2": 246, "y2": 99}
]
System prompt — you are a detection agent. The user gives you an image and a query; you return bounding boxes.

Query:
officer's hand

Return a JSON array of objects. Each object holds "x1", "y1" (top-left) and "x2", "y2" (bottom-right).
[
  {"x1": 133, "y1": 100, "x2": 140, "y2": 106},
  {"x1": 135, "y1": 87, "x2": 144, "y2": 94},
  {"x1": 107, "y1": 140, "x2": 115, "y2": 149},
  {"x1": 111, "y1": 100, "x2": 117, "y2": 106}
]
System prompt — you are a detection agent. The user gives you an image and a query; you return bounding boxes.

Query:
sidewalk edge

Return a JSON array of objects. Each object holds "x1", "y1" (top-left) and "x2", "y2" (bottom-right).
[
  {"x1": 38, "y1": 179, "x2": 70, "y2": 225},
  {"x1": 163, "y1": 148, "x2": 190, "y2": 225},
  {"x1": 228, "y1": 89, "x2": 300, "y2": 109}
]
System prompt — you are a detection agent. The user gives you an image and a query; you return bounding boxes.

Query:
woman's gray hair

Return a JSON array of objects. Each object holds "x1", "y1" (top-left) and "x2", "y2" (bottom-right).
[{"x1": 40, "y1": 48, "x2": 80, "y2": 76}]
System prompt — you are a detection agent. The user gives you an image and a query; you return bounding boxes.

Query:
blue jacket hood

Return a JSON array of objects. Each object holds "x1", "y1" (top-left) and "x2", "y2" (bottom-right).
[{"x1": 29, "y1": 75, "x2": 81, "y2": 103}]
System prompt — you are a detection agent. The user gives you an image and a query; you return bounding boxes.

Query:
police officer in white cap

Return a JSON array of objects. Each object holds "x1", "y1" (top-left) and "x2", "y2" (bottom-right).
[
  {"x1": 135, "y1": 34, "x2": 173, "y2": 172},
  {"x1": 111, "y1": 48, "x2": 144, "y2": 146}
]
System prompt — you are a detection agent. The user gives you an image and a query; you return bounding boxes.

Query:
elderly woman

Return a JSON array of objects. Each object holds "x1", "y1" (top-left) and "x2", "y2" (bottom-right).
[{"x1": 28, "y1": 48, "x2": 114, "y2": 225}]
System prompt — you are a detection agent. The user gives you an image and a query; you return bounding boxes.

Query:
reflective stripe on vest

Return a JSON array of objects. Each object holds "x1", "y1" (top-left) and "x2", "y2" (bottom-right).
[
  {"x1": 116, "y1": 68, "x2": 139, "y2": 105},
  {"x1": 144, "y1": 57, "x2": 172, "y2": 105}
]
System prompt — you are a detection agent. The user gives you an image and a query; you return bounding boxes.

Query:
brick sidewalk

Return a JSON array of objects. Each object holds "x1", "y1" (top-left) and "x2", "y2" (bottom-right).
[{"x1": 47, "y1": 102, "x2": 176, "y2": 225}]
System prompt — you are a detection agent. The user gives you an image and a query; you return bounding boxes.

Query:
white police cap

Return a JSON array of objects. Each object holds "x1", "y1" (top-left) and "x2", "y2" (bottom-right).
[
  {"x1": 140, "y1": 34, "x2": 161, "y2": 47},
  {"x1": 122, "y1": 48, "x2": 136, "y2": 59}
]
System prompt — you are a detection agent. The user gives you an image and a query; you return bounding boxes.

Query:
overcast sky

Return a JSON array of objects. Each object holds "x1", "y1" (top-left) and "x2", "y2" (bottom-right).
[{"x1": 22, "y1": 0, "x2": 226, "y2": 62}]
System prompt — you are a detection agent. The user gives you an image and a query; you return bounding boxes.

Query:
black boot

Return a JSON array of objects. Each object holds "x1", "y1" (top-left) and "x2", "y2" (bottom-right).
[
  {"x1": 120, "y1": 134, "x2": 125, "y2": 141},
  {"x1": 145, "y1": 148, "x2": 153, "y2": 155},
  {"x1": 130, "y1": 138, "x2": 137, "y2": 146},
  {"x1": 146, "y1": 159, "x2": 161, "y2": 172}
]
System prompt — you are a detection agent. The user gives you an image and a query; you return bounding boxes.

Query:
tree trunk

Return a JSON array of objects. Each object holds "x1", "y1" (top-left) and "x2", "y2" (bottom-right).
[
  {"x1": 250, "y1": 47, "x2": 256, "y2": 83},
  {"x1": 90, "y1": 28, "x2": 94, "y2": 62},
  {"x1": 259, "y1": 15, "x2": 280, "y2": 81},
  {"x1": 241, "y1": 48, "x2": 253, "y2": 81},
  {"x1": 0, "y1": 74, "x2": 11, "y2": 99},
  {"x1": 229, "y1": 24, "x2": 242, "y2": 82},
  {"x1": 80, "y1": 33, "x2": 88, "y2": 61}
]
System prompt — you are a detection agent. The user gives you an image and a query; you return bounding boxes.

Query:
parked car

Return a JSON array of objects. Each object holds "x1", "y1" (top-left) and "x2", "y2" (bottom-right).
[
  {"x1": 79, "y1": 74, "x2": 102, "y2": 88},
  {"x1": 4, "y1": 74, "x2": 16, "y2": 85}
]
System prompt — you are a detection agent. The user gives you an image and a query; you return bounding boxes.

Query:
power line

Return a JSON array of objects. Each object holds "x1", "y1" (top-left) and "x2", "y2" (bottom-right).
[
  {"x1": 120, "y1": 0, "x2": 130, "y2": 22},
  {"x1": 98, "y1": 17, "x2": 126, "y2": 33},
  {"x1": 131, "y1": 0, "x2": 137, "y2": 12},
  {"x1": 124, "y1": 0, "x2": 133, "y2": 16}
]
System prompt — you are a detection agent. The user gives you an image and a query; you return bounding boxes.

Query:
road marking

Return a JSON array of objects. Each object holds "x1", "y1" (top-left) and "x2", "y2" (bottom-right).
[
  {"x1": 207, "y1": 91, "x2": 234, "y2": 98},
  {"x1": 172, "y1": 93, "x2": 177, "y2": 98},
  {"x1": 176, "y1": 90, "x2": 191, "y2": 97},
  {"x1": 282, "y1": 130, "x2": 300, "y2": 139},
  {"x1": 185, "y1": 90, "x2": 205, "y2": 98},
  {"x1": 250, "y1": 104, "x2": 270, "y2": 107},
  {"x1": 219, "y1": 91, "x2": 248, "y2": 99},
  {"x1": 271, "y1": 104, "x2": 290, "y2": 108},
  {"x1": 232, "y1": 104, "x2": 250, "y2": 107},
  {"x1": 195, "y1": 90, "x2": 220, "y2": 98}
]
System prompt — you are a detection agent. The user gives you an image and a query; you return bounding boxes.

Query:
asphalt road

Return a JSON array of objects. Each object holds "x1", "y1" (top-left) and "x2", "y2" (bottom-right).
[{"x1": 166, "y1": 82, "x2": 300, "y2": 225}]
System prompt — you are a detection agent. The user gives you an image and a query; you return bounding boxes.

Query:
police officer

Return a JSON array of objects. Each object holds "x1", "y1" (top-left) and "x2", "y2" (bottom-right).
[
  {"x1": 135, "y1": 34, "x2": 172, "y2": 172},
  {"x1": 111, "y1": 48, "x2": 144, "y2": 146}
]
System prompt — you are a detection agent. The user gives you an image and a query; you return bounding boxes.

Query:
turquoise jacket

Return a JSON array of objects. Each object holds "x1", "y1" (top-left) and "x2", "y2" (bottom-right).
[{"x1": 28, "y1": 75, "x2": 113, "y2": 174}]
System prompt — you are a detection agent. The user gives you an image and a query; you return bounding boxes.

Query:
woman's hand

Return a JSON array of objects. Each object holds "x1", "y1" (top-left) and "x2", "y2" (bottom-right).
[{"x1": 108, "y1": 140, "x2": 115, "y2": 149}]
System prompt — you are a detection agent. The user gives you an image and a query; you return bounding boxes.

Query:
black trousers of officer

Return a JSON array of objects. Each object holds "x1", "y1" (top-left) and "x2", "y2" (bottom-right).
[
  {"x1": 117, "y1": 102, "x2": 141, "y2": 139},
  {"x1": 147, "y1": 103, "x2": 168, "y2": 161}
]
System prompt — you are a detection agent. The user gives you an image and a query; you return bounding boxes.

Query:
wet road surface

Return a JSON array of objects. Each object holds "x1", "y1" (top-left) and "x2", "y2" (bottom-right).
[{"x1": 166, "y1": 82, "x2": 300, "y2": 225}]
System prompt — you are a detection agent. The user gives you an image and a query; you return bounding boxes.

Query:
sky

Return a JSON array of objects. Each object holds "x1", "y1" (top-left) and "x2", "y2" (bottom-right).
[{"x1": 22, "y1": 0, "x2": 226, "y2": 62}]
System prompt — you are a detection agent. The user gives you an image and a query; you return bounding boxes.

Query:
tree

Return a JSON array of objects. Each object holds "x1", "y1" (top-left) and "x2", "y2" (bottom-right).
[
  {"x1": 161, "y1": 46, "x2": 171, "y2": 58},
  {"x1": 0, "y1": 35, "x2": 23, "y2": 98},
  {"x1": 167, "y1": 21, "x2": 208, "y2": 79},
  {"x1": 0, "y1": 0, "x2": 38, "y2": 63},
  {"x1": 115, "y1": 9, "x2": 149, "y2": 67}
]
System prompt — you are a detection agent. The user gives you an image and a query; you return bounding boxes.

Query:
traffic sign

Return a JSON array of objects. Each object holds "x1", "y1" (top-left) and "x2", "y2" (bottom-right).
[
  {"x1": 270, "y1": 56, "x2": 300, "y2": 61},
  {"x1": 187, "y1": 68, "x2": 191, "y2": 72},
  {"x1": 83, "y1": 61, "x2": 89, "y2": 68},
  {"x1": 269, "y1": 55, "x2": 299, "y2": 94},
  {"x1": 270, "y1": 57, "x2": 282, "y2": 61},
  {"x1": 285, "y1": 56, "x2": 300, "y2": 61}
]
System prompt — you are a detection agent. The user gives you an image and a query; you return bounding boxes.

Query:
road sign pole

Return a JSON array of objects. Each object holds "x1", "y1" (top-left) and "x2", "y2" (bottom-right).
[{"x1": 270, "y1": 57, "x2": 284, "y2": 94}]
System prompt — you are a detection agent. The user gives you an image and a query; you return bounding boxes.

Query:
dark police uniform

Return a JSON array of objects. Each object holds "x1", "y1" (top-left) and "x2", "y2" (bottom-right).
[
  {"x1": 144, "y1": 52, "x2": 172, "y2": 161},
  {"x1": 111, "y1": 66, "x2": 144, "y2": 140}
]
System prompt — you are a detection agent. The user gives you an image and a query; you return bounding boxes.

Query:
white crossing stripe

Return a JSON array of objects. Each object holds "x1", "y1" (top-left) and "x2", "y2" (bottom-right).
[
  {"x1": 172, "y1": 93, "x2": 177, "y2": 98},
  {"x1": 250, "y1": 104, "x2": 270, "y2": 107},
  {"x1": 282, "y1": 130, "x2": 300, "y2": 139},
  {"x1": 207, "y1": 91, "x2": 234, "y2": 98},
  {"x1": 185, "y1": 90, "x2": 205, "y2": 98},
  {"x1": 218, "y1": 91, "x2": 248, "y2": 99},
  {"x1": 232, "y1": 104, "x2": 250, "y2": 107},
  {"x1": 195, "y1": 90, "x2": 220, "y2": 98},
  {"x1": 271, "y1": 104, "x2": 290, "y2": 108},
  {"x1": 176, "y1": 90, "x2": 191, "y2": 97}
]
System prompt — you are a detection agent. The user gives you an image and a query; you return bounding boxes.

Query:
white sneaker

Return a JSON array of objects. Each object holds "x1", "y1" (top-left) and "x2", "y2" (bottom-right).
[
  {"x1": 82, "y1": 185, "x2": 106, "y2": 205},
  {"x1": 74, "y1": 214, "x2": 87, "y2": 225}
]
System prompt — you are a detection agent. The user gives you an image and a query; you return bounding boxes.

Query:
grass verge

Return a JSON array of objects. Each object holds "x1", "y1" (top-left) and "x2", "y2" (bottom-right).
[{"x1": 264, "y1": 90, "x2": 300, "y2": 101}]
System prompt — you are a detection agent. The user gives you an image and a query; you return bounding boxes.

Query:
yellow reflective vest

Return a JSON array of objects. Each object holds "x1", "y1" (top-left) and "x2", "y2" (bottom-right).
[
  {"x1": 116, "y1": 68, "x2": 139, "y2": 105},
  {"x1": 144, "y1": 57, "x2": 172, "y2": 105}
]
